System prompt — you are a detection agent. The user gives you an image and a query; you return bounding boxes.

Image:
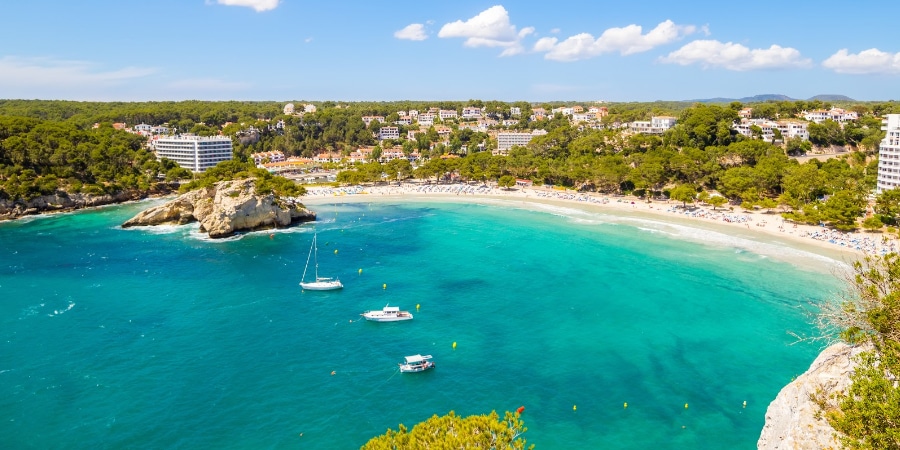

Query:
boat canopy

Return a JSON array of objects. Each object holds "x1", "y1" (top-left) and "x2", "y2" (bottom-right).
[
  {"x1": 385, "y1": 306, "x2": 400, "y2": 313},
  {"x1": 404, "y1": 354, "x2": 432, "y2": 363}
]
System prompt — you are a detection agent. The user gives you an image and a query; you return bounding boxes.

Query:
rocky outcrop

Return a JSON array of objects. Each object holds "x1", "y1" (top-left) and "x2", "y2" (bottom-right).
[
  {"x1": 0, "y1": 184, "x2": 177, "y2": 221},
  {"x1": 122, "y1": 178, "x2": 315, "y2": 238},
  {"x1": 758, "y1": 342, "x2": 871, "y2": 450}
]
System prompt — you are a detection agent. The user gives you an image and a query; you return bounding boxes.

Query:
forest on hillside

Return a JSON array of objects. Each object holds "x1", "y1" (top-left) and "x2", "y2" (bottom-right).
[{"x1": 2, "y1": 99, "x2": 900, "y2": 230}]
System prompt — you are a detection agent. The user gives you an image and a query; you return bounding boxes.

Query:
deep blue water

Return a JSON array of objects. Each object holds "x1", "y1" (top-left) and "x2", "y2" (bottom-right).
[{"x1": 0, "y1": 199, "x2": 837, "y2": 449}]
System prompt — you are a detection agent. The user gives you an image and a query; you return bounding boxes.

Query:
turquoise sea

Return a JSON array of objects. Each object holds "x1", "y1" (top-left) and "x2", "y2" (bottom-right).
[{"x1": 0, "y1": 198, "x2": 839, "y2": 449}]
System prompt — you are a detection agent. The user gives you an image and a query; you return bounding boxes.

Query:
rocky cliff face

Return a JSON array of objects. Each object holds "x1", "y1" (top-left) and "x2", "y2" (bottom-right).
[
  {"x1": 0, "y1": 185, "x2": 175, "y2": 221},
  {"x1": 758, "y1": 342, "x2": 870, "y2": 450},
  {"x1": 121, "y1": 178, "x2": 315, "y2": 238}
]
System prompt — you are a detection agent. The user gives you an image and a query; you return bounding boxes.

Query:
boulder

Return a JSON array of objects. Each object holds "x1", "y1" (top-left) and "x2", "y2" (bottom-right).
[
  {"x1": 122, "y1": 179, "x2": 315, "y2": 238},
  {"x1": 758, "y1": 342, "x2": 871, "y2": 450}
]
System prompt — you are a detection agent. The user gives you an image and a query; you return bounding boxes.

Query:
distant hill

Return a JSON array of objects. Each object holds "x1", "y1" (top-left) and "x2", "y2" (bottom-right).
[
  {"x1": 685, "y1": 94, "x2": 855, "y2": 103},
  {"x1": 807, "y1": 94, "x2": 855, "y2": 102}
]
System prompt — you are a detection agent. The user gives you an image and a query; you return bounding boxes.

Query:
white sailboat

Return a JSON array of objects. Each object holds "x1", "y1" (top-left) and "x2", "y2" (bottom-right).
[{"x1": 300, "y1": 233, "x2": 343, "y2": 291}]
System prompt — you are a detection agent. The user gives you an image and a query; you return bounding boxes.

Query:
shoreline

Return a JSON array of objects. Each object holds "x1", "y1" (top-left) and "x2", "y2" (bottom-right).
[{"x1": 300, "y1": 183, "x2": 890, "y2": 270}]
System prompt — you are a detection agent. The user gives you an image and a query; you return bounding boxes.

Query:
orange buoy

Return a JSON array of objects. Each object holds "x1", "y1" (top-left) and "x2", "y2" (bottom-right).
[{"x1": 516, "y1": 406, "x2": 525, "y2": 414}]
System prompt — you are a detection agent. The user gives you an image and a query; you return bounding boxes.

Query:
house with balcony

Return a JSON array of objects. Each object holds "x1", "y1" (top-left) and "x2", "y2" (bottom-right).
[{"x1": 439, "y1": 109, "x2": 458, "y2": 120}]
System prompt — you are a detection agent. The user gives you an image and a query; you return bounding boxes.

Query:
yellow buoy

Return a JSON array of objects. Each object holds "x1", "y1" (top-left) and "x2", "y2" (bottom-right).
[
  {"x1": 452, "y1": 341, "x2": 457, "y2": 349},
  {"x1": 623, "y1": 402, "x2": 628, "y2": 409},
  {"x1": 416, "y1": 304, "x2": 420, "y2": 311},
  {"x1": 573, "y1": 405, "x2": 577, "y2": 411},
  {"x1": 358, "y1": 268, "x2": 363, "y2": 275},
  {"x1": 742, "y1": 401, "x2": 747, "y2": 408},
  {"x1": 334, "y1": 249, "x2": 338, "y2": 255},
  {"x1": 383, "y1": 283, "x2": 387, "y2": 289},
  {"x1": 684, "y1": 403, "x2": 689, "y2": 409}
]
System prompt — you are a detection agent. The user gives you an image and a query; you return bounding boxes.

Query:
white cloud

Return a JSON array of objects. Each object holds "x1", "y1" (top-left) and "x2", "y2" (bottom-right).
[
  {"x1": 533, "y1": 20, "x2": 696, "y2": 62},
  {"x1": 213, "y1": 0, "x2": 279, "y2": 12},
  {"x1": 660, "y1": 40, "x2": 812, "y2": 71},
  {"x1": 0, "y1": 56, "x2": 155, "y2": 88},
  {"x1": 395, "y1": 23, "x2": 428, "y2": 41},
  {"x1": 438, "y1": 5, "x2": 531, "y2": 56},
  {"x1": 822, "y1": 48, "x2": 900, "y2": 74}
]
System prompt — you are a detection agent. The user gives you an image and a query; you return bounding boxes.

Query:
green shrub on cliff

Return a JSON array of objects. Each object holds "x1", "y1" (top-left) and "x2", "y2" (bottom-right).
[
  {"x1": 817, "y1": 254, "x2": 900, "y2": 448},
  {"x1": 361, "y1": 410, "x2": 532, "y2": 450},
  {"x1": 178, "y1": 160, "x2": 305, "y2": 198}
]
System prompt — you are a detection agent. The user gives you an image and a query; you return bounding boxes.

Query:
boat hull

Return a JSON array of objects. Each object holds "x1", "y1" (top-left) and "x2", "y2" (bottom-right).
[
  {"x1": 300, "y1": 281, "x2": 343, "y2": 290},
  {"x1": 399, "y1": 361, "x2": 435, "y2": 373},
  {"x1": 362, "y1": 312, "x2": 413, "y2": 322}
]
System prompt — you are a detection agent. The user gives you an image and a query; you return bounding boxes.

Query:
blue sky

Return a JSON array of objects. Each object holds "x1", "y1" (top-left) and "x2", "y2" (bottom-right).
[{"x1": 2, "y1": 0, "x2": 899, "y2": 102}]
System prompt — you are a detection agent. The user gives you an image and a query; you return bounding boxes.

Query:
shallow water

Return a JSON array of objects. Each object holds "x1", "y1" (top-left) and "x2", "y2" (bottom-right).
[{"x1": 0, "y1": 200, "x2": 838, "y2": 449}]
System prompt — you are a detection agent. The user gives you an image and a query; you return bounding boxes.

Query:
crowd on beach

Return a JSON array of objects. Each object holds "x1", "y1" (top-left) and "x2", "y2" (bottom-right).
[{"x1": 304, "y1": 182, "x2": 900, "y2": 257}]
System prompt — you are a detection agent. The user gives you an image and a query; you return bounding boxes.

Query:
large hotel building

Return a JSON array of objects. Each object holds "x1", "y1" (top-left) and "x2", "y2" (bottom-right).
[
  {"x1": 877, "y1": 114, "x2": 900, "y2": 192},
  {"x1": 152, "y1": 135, "x2": 233, "y2": 172}
]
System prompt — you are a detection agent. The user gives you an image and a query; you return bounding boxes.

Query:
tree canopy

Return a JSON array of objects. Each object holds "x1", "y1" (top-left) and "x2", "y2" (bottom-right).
[
  {"x1": 815, "y1": 254, "x2": 900, "y2": 449},
  {"x1": 361, "y1": 410, "x2": 532, "y2": 450}
]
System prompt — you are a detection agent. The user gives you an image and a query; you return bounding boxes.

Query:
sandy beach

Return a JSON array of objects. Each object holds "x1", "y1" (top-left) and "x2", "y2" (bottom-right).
[{"x1": 301, "y1": 182, "x2": 896, "y2": 270}]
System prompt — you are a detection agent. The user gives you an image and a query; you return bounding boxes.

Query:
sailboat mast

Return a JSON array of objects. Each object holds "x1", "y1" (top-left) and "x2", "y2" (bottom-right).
[
  {"x1": 313, "y1": 234, "x2": 320, "y2": 280},
  {"x1": 302, "y1": 233, "x2": 315, "y2": 282}
]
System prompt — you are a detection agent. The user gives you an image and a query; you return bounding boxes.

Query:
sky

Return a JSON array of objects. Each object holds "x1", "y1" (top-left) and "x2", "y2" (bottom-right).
[{"x1": 2, "y1": 0, "x2": 899, "y2": 103}]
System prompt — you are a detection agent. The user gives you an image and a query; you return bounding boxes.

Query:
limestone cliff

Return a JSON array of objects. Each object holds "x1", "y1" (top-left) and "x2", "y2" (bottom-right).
[
  {"x1": 0, "y1": 184, "x2": 176, "y2": 221},
  {"x1": 758, "y1": 342, "x2": 870, "y2": 450},
  {"x1": 122, "y1": 179, "x2": 315, "y2": 238}
]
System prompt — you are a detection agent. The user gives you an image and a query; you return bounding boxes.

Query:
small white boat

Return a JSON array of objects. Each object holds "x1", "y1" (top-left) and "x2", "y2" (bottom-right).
[
  {"x1": 399, "y1": 354, "x2": 434, "y2": 373},
  {"x1": 361, "y1": 305, "x2": 413, "y2": 322},
  {"x1": 300, "y1": 233, "x2": 343, "y2": 291}
]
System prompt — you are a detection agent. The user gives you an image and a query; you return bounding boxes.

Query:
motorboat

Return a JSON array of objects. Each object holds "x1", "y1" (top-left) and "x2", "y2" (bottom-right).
[
  {"x1": 399, "y1": 354, "x2": 434, "y2": 373},
  {"x1": 361, "y1": 305, "x2": 413, "y2": 322}
]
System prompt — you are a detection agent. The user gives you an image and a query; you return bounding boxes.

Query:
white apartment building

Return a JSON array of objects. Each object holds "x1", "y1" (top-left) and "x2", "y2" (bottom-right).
[
  {"x1": 152, "y1": 135, "x2": 233, "y2": 172},
  {"x1": 250, "y1": 150, "x2": 285, "y2": 165},
  {"x1": 439, "y1": 109, "x2": 458, "y2": 120},
  {"x1": 651, "y1": 116, "x2": 677, "y2": 130},
  {"x1": 462, "y1": 106, "x2": 483, "y2": 119},
  {"x1": 510, "y1": 107, "x2": 521, "y2": 116},
  {"x1": 283, "y1": 103, "x2": 295, "y2": 115},
  {"x1": 629, "y1": 116, "x2": 677, "y2": 134},
  {"x1": 495, "y1": 129, "x2": 548, "y2": 154},
  {"x1": 417, "y1": 113, "x2": 435, "y2": 127},
  {"x1": 732, "y1": 119, "x2": 808, "y2": 141},
  {"x1": 378, "y1": 126, "x2": 400, "y2": 141},
  {"x1": 877, "y1": 114, "x2": 900, "y2": 192},
  {"x1": 362, "y1": 116, "x2": 385, "y2": 127},
  {"x1": 803, "y1": 107, "x2": 859, "y2": 124}
]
